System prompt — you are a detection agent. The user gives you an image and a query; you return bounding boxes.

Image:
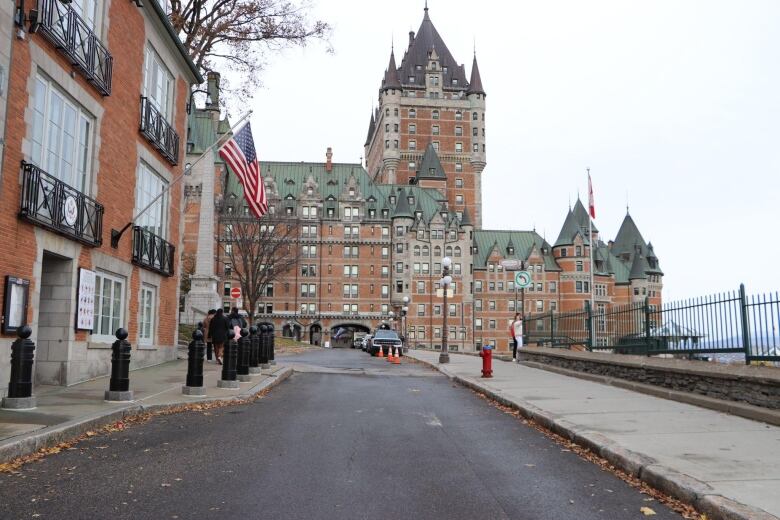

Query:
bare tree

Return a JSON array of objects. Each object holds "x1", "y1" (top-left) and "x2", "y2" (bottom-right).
[
  {"x1": 218, "y1": 210, "x2": 299, "y2": 323},
  {"x1": 168, "y1": 0, "x2": 331, "y2": 97}
]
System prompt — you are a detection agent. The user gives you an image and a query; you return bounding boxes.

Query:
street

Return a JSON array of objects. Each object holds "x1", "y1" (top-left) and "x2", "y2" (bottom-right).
[{"x1": 0, "y1": 349, "x2": 682, "y2": 519}]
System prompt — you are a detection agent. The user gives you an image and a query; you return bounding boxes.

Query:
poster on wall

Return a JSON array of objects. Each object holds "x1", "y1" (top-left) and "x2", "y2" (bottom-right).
[
  {"x1": 76, "y1": 268, "x2": 96, "y2": 331},
  {"x1": 2, "y1": 276, "x2": 30, "y2": 335}
]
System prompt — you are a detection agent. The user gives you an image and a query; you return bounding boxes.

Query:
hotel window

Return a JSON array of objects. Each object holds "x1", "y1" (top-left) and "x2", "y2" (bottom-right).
[
  {"x1": 489, "y1": 300, "x2": 496, "y2": 311},
  {"x1": 576, "y1": 246, "x2": 582, "y2": 256},
  {"x1": 396, "y1": 262, "x2": 404, "y2": 274},
  {"x1": 409, "y1": 109, "x2": 416, "y2": 118},
  {"x1": 432, "y1": 110, "x2": 440, "y2": 119},
  {"x1": 449, "y1": 304, "x2": 456, "y2": 317},
  {"x1": 31, "y1": 75, "x2": 94, "y2": 193},
  {"x1": 475, "y1": 318, "x2": 482, "y2": 330},
  {"x1": 455, "y1": 126, "x2": 462, "y2": 136},
  {"x1": 454, "y1": 263, "x2": 461, "y2": 275},
  {"x1": 408, "y1": 161, "x2": 416, "y2": 171},
  {"x1": 455, "y1": 194, "x2": 464, "y2": 204},
  {"x1": 138, "y1": 284, "x2": 156, "y2": 345},
  {"x1": 135, "y1": 162, "x2": 169, "y2": 238},
  {"x1": 417, "y1": 304, "x2": 426, "y2": 316},
  {"x1": 432, "y1": 125, "x2": 440, "y2": 135},
  {"x1": 475, "y1": 280, "x2": 483, "y2": 292},
  {"x1": 143, "y1": 45, "x2": 174, "y2": 122},
  {"x1": 455, "y1": 162, "x2": 463, "y2": 173},
  {"x1": 549, "y1": 282, "x2": 557, "y2": 293},
  {"x1": 385, "y1": 124, "x2": 390, "y2": 132},
  {"x1": 432, "y1": 142, "x2": 439, "y2": 152},
  {"x1": 394, "y1": 123, "x2": 399, "y2": 132},
  {"x1": 455, "y1": 142, "x2": 463, "y2": 153},
  {"x1": 422, "y1": 263, "x2": 430, "y2": 274},
  {"x1": 409, "y1": 140, "x2": 417, "y2": 151},
  {"x1": 455, "y1": 111, "x2": 463, "y2": 120},
  {"x1": 576, "y1": 261, "x2": 584, "y2": 272},
  {"x1": 93, "y1": 271, "x2": 125, "y2": 341},
  {"x1": 576, "y1": 281, "x2": 583, "y2": 293},
  {"x1": 417, "y1": 281, "x2": 425, "y2": 294},
  {"x1": 381, "y1": 285, "x2": 389, "y2": 297},
  {"x1": 536, "y1": 283, "x2": 542, "y2": 292},
  {"x1": 473, "y1": 143, "x2": 479, "y2": 152},
  {"x1": 473, "y1": 112, "x2": 478, "y2": 121},
  {"x1": 433, "y1": 305, "x2": 441, "y2": 316},
  {"x1": 489, "y1": 320, "x2": 496, "y2": 330}
]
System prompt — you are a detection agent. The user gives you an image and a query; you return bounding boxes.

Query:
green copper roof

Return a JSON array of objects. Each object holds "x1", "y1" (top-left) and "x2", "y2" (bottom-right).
[
  {"x1": 473, "y1": 230, "x2": 559, "y2": 271},
  {"x1": 629, "y1": 250, "x2": 649, "y2": 280},
  {"x1": 554, "y1": 210, "x2": 586, "y2": 247},
  {"x1": 186, "y1": 110, "x2": 225, "y2": 162},
  {"x1": 391, "y1": 187, "x2": 414, "y2": 219},
  {"x1": 572, "y1": 198, "x2": 598, "y2": 233},
  {"x1": 612, "y1": 213, "x2": 646, "y2": 256},
  {"x1": 416, "y1": 143, "x2": 446, "y2": 179}
]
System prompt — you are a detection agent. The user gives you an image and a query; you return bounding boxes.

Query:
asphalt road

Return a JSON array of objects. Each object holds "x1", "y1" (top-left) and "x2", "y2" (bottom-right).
[{"x1": 0, "y1": 348, "x2": 683, "y2": 519}]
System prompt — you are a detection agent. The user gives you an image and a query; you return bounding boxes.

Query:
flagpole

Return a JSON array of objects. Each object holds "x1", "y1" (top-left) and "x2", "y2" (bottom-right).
[
  {"x1": 110, "y1": 110, "x2": 254, "y2": 248},
  {"x1": 588, "y1": 168, "x2": 596, "y2": 349}
]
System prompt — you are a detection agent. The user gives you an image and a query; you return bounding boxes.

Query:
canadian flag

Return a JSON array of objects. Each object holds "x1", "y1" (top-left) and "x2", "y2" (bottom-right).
[{"x1": 588, "y1": 171, "x2": 596, "y2": 219}]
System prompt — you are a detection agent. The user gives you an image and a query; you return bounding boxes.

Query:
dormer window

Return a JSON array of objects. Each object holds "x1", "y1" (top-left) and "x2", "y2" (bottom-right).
[
  {"x1": 382, "y1": 209, "x2": 389, "y2": 218},
  {"x1": 443, "y1": 66, "x2": 448, "y2": 73},
  {"x1": 441, "y1": 212, "x2": 448, "y2": 220},
  {"x1": 415, "y1": 211, "x2": 422, "y2": 219},
  {"x1": 408, "y1": 196, "x2": 415, "y2": 205},
  {"x1": 429, "y1": 168, "x2": 436, "y2": 176},
  {"x1": 389, "y1": 195, "x2": 396, "y2": 204},
  {"x1": 307, "y1": 187, "x2": 313, "y2": 195},
  {"x1": 415, "y1": 64, "x2": 422, "y2": 71},
  {"x1": 452, "y1": 79, "x2": 458, "y2": 85},
  {"x1": 349, "y1": 187, "x2": 355, "y2": 196},
  {"x1": 508, "y1": 247, "x2": 514, "y2": 255},
  {"x1": 408, "y1": 76, "x2": 415, "y2": 83}
]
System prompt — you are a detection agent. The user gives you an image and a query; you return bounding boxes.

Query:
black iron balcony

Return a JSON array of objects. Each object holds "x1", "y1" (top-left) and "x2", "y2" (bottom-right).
[
  {"x1": 132, "y1": 226, "x2": 175, "y2": 277},
  {"x1": 140, "y1": 97, "x2": 180, "y2": 165},
  {"x1": 19, "y1": 162, "x2": 104, "y2": 246},
  {"x1": 36, "y1": 0, "x2": 113, "y2": 96}
]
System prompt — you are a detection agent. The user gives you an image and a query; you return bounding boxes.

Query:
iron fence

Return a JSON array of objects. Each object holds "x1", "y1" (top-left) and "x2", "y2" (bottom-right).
[
  {"x1": 522, "y1": 285, "x2": 779, "y2": 364},
  {"x1": 140, "y1": 96, "x2": 180, "y2": 165},
  {"x1": 132, "y1": 226, "x2": 175, "y2": 277}
]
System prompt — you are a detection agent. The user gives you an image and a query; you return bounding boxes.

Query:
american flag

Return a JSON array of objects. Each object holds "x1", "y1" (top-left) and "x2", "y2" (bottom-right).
[{"x1": 218, "y1": 122, "x2": 267, "y2": 218}]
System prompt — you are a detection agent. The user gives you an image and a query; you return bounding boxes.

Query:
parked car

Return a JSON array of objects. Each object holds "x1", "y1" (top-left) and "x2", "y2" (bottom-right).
[
  {"x1": 369, "y1": 330, "x2": 403, "y2": 357},
  {"x1": 361, "y1": 335, "x2": 373, "y2": 352},
  {"x1": 352, "y1": 333, "x2": 367, "y2": 349}
]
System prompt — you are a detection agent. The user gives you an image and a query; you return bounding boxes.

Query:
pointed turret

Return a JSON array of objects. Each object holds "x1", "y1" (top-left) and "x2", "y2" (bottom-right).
[
  {"x1": 572, "y1": 198, "x2": 598, "y2": 233},
  {"x1": 554, "y1": 210, "x2": 584, "y2": 247},
  {"x1": 629, "y1": 248, "x2": 648, "y2": 280},
  {"x1": 392, "y1": 187, "x2": 414, "y2": 219},
  {"x1": 467, "y1": 54, "x2": 486, "y2": 96},
  {"x1": 612, "y1": 213, "x2": 647, "y2": 257},
  {"x1": 381, "y1": 49, "x2": 401, "y2": 91},
  {"x1": 416, "y1": 143, "x2": 446, "y2": 180},
  {"x1": 364, "y1": 112, "x2": 375, "y2": 146},
  {"x1": 459, "y1": 207, "x2": 473, "y2": 227}
]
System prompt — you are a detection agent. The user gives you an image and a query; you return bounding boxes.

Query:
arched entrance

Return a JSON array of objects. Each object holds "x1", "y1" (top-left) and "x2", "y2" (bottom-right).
[
  {"x1": 330, "y1": 323, "x2": 371, "y2": 348},
  {"x1": 282, "y1": 322, "x2": 303, "y2": 341},
  {"x1": 309, "y1": 323, "x2": 322, "y2": 346}
]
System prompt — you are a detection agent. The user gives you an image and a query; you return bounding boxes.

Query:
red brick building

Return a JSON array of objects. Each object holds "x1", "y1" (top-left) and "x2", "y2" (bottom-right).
[{"x1": 0, "y1": 1, "x2": 201, "y2": 396}]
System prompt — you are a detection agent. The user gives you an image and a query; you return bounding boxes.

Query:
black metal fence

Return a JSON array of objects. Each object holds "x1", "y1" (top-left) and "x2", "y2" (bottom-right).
[
  {"x1": 132, "y1": 226, "x2": 175, "y2": 277},
  {"x1": 140, "y1": 96, "x2": 180, "y2": 165},
  {"x1": 523, "y1": 285, "x2": 779, "y2": 364}
]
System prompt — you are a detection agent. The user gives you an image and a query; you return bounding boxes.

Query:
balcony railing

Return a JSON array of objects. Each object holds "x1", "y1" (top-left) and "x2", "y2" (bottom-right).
[
  {"x1": 19, "y1": 162, "x2": 104, "y2": 246},
  {"x1": 140, "y1": 97, "x2": 180, "y2": 165},
  {"x1": 132, "y1": 226, "x2": 175, "y2": 277},
  {"x1": 37, "y1": 0, "x2": 113, "y2": 96}
]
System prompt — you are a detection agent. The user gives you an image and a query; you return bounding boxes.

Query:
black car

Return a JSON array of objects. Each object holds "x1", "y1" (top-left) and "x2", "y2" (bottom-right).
[{"x1": 369, "y1": 330, "x2": 403, "y2": 357}]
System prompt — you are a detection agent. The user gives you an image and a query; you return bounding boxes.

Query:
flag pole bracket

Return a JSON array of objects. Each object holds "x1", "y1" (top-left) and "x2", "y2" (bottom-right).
[{"x1": 110, "y1": 223, "x2": 133, "y2": 249}]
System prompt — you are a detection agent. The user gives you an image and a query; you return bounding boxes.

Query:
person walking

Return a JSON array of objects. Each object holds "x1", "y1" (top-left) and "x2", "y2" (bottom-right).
[
  {"x1": 210, "y1": 308, "x2": 230, "y2": 365},
  {"x1": 228, "y1": 306, "x2": 247, "y2": 338},
  {"x1": 510, "y1": 313, "x2": 523, "y2": 362},
  {"x1": 203, "y1": 309, "x2": 216, "y2": 361}
]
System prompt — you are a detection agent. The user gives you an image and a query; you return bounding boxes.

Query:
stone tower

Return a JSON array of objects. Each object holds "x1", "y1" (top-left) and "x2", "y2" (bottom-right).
[{"x1": 364, "y1": 4, "x2": 487, "y2": 228}]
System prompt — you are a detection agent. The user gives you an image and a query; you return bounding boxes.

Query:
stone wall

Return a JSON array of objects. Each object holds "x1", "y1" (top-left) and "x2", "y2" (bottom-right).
[{"x1": 519, "y1": 347, "x2": 780, "y2": 411}]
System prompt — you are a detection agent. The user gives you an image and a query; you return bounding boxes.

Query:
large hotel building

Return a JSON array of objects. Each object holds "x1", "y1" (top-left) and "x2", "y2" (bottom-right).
[{"x1": 184, "y1": 6, "x2": 663, "y2": 352}]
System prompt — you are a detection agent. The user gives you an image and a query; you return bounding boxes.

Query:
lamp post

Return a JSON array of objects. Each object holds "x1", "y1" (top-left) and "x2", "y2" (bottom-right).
[
  {"x1": 402, "y1": 295, "x2": 410, "y2": 351},
  {"x1": 389, "y1": 311, "x2": 395, "y2": 332},
  {"x1": 440, "y1": 257, "x2": 453, "y2": 364}
]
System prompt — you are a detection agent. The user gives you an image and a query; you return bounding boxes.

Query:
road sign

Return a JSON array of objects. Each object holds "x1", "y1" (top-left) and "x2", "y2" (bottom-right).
[
  {"x1": 230, "y1": 286, "x2": 242, "y2": 299},
  {"x1": 500, "y1": 259, "x2": 522, "y2": 271},
  {"x1": 514, "y1": 271, "x2": 532, "y2": 289}
]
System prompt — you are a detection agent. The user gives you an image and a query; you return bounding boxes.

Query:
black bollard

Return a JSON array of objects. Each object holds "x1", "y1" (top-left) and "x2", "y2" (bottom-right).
[
  {"x1": 248, "y1": 326, "x2": 261, "y2": 374},
  {"x1": 105, "y1": 328, "x2": 133, "y2": 401},
  {"x1": 183, "y1": 329, "x2": 206, "y2": 396},
  {"x1": 2, "y1": 326, "x2": 37, "y2": 410},
  {"x1": 268, "y1": 324, "x2": 276, "y2": 365},
  {"x1": 218, "y1": 329, "x2": 239, "y2": 388},
  {"x1": 259, "y1": 324, "x2": 270, "y2": 369},
  {"x1": 237, "y1": 328, "x2": 251, "y2": 381}
]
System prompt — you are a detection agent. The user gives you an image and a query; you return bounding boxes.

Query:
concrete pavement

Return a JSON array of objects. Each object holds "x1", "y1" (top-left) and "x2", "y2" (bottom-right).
[
  {"x1": 0, "y1": 358, "x2": 291, "y2": 464},
  {"x1": 407, "y1": 349, "x2": 780, "y2": 520}
]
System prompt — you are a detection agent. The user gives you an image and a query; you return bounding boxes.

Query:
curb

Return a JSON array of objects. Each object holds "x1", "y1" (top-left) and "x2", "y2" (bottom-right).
[
  {"x1": 411, "y1": 354, "x2": 778, "y2": 520},
  {"x1": 0, "y1": 367, "x2": 293, "y2": 466}
]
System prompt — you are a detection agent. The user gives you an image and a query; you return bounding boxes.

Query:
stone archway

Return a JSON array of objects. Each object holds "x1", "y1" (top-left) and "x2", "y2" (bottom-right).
[
  {"x1": 309, "y1": 323, "x2": 322, "y2": 346},
  {"x1": 329, "y1": 323, "x2": 371, "y2": 348}
]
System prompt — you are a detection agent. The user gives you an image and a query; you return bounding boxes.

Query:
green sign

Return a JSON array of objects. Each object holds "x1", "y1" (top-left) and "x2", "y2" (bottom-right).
[{"x1": 514, "y1": 271, "x2": 532, "y2": 288}]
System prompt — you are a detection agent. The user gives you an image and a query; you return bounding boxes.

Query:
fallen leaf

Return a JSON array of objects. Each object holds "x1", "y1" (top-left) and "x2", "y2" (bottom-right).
[
  {"x1": 640, "y1": 506, "x2": 656, "y2": 516},
  {"x1": 161, "y1": 483, "x2": 171, "y2": 487},
  {"x1": 85, "y1": 431, "x2": 97, "y2": 437}
]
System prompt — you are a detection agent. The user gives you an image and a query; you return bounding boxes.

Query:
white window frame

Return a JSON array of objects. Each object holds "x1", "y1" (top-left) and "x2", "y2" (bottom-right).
[
  {"x1": 92, "y1": 271, "x2": 126, "y2": 343},
  {"x1": 138, "y1": 284, "x2": 156, "y2": 347},
  {"x1": 135, "y1": 161, "x2": 169, "y2": 238},
  {"x1": 31, "y1": 74, "x2": 94, "y2": 193},
  {"x1": 143, "y1": 44, "x2": 174, "y2": 122}
]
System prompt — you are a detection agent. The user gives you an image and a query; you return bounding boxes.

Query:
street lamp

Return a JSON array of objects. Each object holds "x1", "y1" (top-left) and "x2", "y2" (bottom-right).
[
  {"x1": 389, "y1": 311, "x2": 395, "y2": 331},
  {"x1": 440, "y1": 257, "x2": 453, "y2": 363},
  {"x1": 402, "y1": 295, "x2": 410, "y2": 351}
]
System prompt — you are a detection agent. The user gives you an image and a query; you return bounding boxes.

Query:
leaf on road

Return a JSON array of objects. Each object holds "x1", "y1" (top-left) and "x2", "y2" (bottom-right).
[
  {"x1": 161, "y1": 483, "x2": 171, "y2": 487},
  {"x1": 85, "y1": 431, "x2": 97, "y2": 437},
  {"x1": 640, "y1": 506, "x2": 657, "y2": 516}
]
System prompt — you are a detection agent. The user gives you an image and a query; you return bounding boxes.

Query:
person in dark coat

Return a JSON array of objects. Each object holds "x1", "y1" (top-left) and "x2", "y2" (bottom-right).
[
  {"x1": 203, "y1": 309, "x2": 216, "y2": 361},
  {"x1": 209, "y1": 308, "x2": 230, "y2": 365}
]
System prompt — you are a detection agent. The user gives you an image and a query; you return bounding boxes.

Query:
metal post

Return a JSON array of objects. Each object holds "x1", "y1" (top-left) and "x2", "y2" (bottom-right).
[
  {"x1": 550, "y1": 311, "x2": 555, "y2": 346},
  {"x1": 183, "y1": 330, "x2": 206, "y2": 396},
  {"x1": 585, "y1": 301, "x2": 593, "y2": 351},
  {"x1": 248, "y1": 326, "x2": 261, "y2": 374},
  {"x1": 268, "y1": 324, "x2": 276, "y2": 365},
  {"x1": 259, "y1": 324, "x2": 270, "y2": 369},
  {"x1": 644, "y1": 296, "x2": 651, "y2": 356},
  {"x1": 218, "y1": 329, "x2": 239, "y2": 388},
  {"x1": 440, "y1": 263, "x2": 450, "y2": 364},
  {"x1": 2, "y1": 326, "x2": 37, "y2": 410},
  {"x1": 237, "y1": 328, "x2": 252, "y2": 381},
  {"x1": 105, "y1": 328, "x2": 133, "y2": 401},
  {"x1": 739, "y1": 284, "x2": 752, "y2": 365}
]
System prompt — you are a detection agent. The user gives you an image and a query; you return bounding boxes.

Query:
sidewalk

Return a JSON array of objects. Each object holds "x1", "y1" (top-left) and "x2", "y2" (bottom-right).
[
  {"x1": 0, "y1": 359, "x2": 291, "y2": 464},
  {"x1": 408, "y1": 350, "x2": 780, "y2": 520}
]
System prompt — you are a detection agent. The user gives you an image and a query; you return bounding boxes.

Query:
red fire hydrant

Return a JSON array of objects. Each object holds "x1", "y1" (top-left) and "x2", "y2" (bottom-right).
[{"x1": 480, "y1": 345, "x2": 493, "y2": 378}]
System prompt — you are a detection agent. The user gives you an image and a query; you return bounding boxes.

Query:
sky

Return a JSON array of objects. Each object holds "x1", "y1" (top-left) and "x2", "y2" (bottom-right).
[{"x1": 243, "y1": 0, "x2": 780, "y2": 301}]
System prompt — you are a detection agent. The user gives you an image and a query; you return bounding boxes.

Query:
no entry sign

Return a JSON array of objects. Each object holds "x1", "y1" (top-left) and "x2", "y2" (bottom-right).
[{"x1": 230, "y1": 286, "x2": 242, "y2": 299}]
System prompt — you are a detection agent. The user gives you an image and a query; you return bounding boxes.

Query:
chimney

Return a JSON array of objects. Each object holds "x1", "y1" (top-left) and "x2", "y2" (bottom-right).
[
  {"x1": 408, "y1": 31, "x2": 415, "y2": 48},
  {"x1": 206, "y1": 71, "x2": 220, "y2": 112},
  {"x1": 325, "y1": 147, "x2": 333, "y2": 172}
]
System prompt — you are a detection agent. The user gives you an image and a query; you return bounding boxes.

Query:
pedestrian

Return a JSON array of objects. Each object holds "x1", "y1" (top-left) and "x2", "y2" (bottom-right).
[
  {"x1": 510, "y1": 312, "x2": 523, "y2": 362},
  {"x1": 210, "y1": 308, "x2": 230, "y2": 365},
  {"x1": 228, "y1": 306, "x2": 246, "y2": 338},
  {"x1": 203, "y1": 309, "x2": 216, "y2": 361}
]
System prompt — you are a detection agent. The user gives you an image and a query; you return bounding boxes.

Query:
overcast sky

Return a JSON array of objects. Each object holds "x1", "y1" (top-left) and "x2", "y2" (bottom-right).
[{"x1": 245, "y1": 0, "x2": 780, "y2": 301}]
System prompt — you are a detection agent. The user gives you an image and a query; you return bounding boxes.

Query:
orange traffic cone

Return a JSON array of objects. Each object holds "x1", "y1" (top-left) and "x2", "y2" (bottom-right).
[
  {"x1": 386, "y1": 347, "x2": 394, "y2": 362},
  {"x1": 377, "y1": 345, "x2": 384, "y2": 358},
  {"x1": 393, "y1": 347, "x2": 401, "y2": 364}
]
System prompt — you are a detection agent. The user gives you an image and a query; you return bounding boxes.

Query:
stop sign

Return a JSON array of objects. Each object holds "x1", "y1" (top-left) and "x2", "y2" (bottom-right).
[{"x1": 230, "y1": 286, "x2": 242, "y2": 299}]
